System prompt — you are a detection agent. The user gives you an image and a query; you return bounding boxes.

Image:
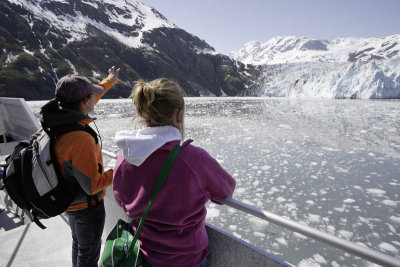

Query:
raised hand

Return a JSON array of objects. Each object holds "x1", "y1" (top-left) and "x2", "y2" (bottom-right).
[{"x1": 108, "y1": 66, "x2": 120, "y2": 80}]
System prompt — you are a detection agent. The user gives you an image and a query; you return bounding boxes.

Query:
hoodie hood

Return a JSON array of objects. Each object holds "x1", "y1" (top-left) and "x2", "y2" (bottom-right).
[{"x1": 115, "y1": 126, "x2": 182, "y2": 166}]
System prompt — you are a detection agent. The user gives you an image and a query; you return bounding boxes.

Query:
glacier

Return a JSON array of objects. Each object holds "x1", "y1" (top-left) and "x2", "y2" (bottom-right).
[
  {"x1": 252, "y1": 57, "x2": 400, "y2": 99},
  {"x1": 232, "y1": 35, "x2": 400, "y2": 99}
]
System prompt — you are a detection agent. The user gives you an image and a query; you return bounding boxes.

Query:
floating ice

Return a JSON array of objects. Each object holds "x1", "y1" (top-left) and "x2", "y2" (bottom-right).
[
  {"x1": 322, "y1": 147, "x2": 340, "y2": 152},
  {"x1": 378, "y1": 242, "x2": 399, "y2": 254},
  {"x1": 235, "y1": 188, "x2": 246, "y2": 194},
  {"x1": 275, "y1": 237, "x2": 288, "y2": 247},
  {"x1": 386, "y1": 223, "x2": 396, "y2": 233},
  {"x1": 298, "y1": 258, "x2": 321, "y2": 267},
  {"x1": 327, "y1": 225, "x2": 336, "y2": 235},
  {"x1": 253, "y1": 232, "x2": 266, "y2": 238},
  {"x1": 267, "y1": 187, "x2": 280, "y2": 195},
  {"x1": 229, "y1": 225, "x2": 237, "y2": 231},
  {"x1": 343, "y1": 198, "x2": 356, "y2": 204},
  {"x1": 107, "y1": 114, "x2": 120, "y2": 118},
  {"x1": 293, "y1": 232, "x2": 307, "y2": 239},
  {"x1": 261, "y1": 165, "x2": 271, "y2": 170},
  {"x1": 308, "y1": 214, "x2": 321, "y2": 223},
  {"x1": 381, "y1": 199, "x2": 397, "y2": 207},
  {"x1": 313, "y1": 254, "x2": 328, "y2": 264},
  {"x1": 334, "y1": 166, "x2": 350, "y2": 173},
  {"x1": 233, "y1": 232, "x2": 242, "y2": 239},
  {"x1": 390, "y1": 216, "x2": 400, "y2": 225},
  {"x1": 276, "y1": 197, "x2": 286, "y2": 203},
  {"x1": 338, "y1": 230, "x2": 354, "y2": 240},
  {"x1": 248, "y1": 217, "x2": 269, "y2": 231},
  {"x1": 334, "y1": 205, "x2": 345, "y2": 212},
  {"x1": 305, "y1": 200, "x2": 315, "y2": 205},
  {"x1": 285, "y1": 203, "x2": 297, "y2": 211},
  {"x1": 227, "y1": 207, "x2": 236, "y2": 213},
  {"x1": 206, "y1": 208, "x2": 220, "y2": 218},
  {"x1": 366, "y1": 188, "x2": 386, "y2": 196}
]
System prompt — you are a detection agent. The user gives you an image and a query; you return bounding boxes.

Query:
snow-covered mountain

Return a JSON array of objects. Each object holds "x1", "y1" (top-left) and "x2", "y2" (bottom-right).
[
  {"x1": 7, "y1": 0, "x2": 176, "y2": 49},
  {"x1": 232, "y1": 35, "x2": 400, "y2": 99},
  {"x1": 0, "y1": 0, "x2": 259, "y2": 99},
  {"x1": 231, "y1": 35, "x2": 400, "y2": 65}
]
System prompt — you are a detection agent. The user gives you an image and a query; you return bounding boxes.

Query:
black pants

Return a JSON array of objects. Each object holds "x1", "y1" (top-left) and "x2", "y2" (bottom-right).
[{"x1": 66, "y1": 200, "x2": 105, "y2": 267}]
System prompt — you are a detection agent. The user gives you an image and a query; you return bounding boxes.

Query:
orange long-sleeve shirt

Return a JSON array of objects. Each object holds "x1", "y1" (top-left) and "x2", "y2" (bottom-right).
[{"x1": 54, "y1": 76, "x2": 115, "y2": 211}]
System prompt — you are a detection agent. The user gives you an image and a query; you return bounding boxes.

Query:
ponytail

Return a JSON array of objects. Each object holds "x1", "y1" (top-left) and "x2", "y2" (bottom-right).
[{"x1": 131, "y1": 78, "x2": 184, "y2": 128}]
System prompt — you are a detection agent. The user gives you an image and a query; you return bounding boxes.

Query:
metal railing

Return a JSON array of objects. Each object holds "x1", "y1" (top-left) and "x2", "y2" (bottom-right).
[{"x1": 102, "y1": 149, "x2": 400, "y2": 267}]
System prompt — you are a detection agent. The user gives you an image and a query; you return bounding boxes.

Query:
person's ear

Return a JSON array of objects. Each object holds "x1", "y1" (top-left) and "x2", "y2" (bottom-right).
[
  {"x1": 176, "y1": 109, "x2": 183, "y2": 123},
  {"x1": 78, "y1": 96, "x2": 90, "y2": 114},
  {"x1": 81, "y1": 96, "x2": 89, "y2": 105}
]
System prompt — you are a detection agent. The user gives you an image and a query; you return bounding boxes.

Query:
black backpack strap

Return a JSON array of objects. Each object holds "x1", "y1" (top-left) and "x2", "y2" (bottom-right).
[
  {"x1": 33, "y1": 215, "x2": 47, "y2": 229},
  {"x1": 86, "y1": 191, "x2": 102, "y2": 209},
  {"x1": 43, "y1": 123, "x2": 101, "y2": 207},
  {"x1": 45, "y1": 124, "x2": 98, "y2": 144}
]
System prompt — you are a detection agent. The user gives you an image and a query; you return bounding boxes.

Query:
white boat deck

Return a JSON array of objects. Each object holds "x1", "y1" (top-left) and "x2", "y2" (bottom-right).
[{"x1": 0, "y1": 211, "x2": 71, "y2": 267}]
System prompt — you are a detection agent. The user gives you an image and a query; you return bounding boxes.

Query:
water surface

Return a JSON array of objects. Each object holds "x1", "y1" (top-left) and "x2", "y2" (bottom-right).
[{"x1": 29, "y1": 97, "x2": 400, "y2": 266}]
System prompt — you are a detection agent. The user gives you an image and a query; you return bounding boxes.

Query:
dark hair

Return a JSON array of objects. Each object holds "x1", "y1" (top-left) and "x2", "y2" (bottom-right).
[
  {"x1": 40, "y1": 99, "x2": 61, "y2": 114},
  {"x1": 57, "y1": 94, "x2": 91, "y2": 110}
]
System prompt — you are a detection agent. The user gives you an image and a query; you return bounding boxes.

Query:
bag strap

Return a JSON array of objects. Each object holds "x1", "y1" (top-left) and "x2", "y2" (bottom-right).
[
  {"x1": 131, "y1": 144, "x2": 182, "y2": 244},
  {"x1": 44, "y1": 123, "x2": 98, "y2": 144}
]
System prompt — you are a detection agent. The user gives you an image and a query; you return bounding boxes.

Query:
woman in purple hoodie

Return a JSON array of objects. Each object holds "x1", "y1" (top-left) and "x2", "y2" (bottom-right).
[{"x1": 113, "y1": 78, "x2": 236, "y2": 267}]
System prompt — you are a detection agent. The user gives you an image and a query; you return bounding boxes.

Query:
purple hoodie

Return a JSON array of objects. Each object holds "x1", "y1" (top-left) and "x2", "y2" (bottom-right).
[{"x1": 113, "y1": 126, "x2": 236, "y2": 267}]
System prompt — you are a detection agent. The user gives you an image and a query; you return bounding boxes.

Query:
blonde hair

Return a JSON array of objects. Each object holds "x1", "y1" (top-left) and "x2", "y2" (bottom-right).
[{"x1": 132, "y1": 78, "x2": 185, "y2": 130}]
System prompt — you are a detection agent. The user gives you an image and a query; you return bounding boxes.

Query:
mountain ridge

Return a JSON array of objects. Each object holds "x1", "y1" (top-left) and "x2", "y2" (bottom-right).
[
  {"x1": 231, "y1": 34, "x2": 400, "y2": 65},
  {"x1": 0, "y1": 0, "x2": 260, "y2": 99}
]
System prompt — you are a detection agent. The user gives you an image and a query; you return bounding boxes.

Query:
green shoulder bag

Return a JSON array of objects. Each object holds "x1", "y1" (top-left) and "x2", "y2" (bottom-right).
[{"x1": 100, "y1": 145, "x2": 182, "y2": 267}]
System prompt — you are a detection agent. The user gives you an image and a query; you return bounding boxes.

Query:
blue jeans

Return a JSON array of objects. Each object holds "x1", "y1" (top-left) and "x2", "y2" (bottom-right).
[{"x1": 66, "y1": 200, "x2": 105, "y2": 267}]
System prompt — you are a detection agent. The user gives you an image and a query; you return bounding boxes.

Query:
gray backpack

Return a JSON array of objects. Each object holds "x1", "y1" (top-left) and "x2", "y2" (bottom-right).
[{"x1": 1, "y1": 124, "x2": 98, "y2": 229}]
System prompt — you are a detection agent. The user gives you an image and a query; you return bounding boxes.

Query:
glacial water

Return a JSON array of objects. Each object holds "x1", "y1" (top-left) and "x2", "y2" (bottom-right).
[{"x1": 28, "y1": 97, "x2": 400, "y2": 267}]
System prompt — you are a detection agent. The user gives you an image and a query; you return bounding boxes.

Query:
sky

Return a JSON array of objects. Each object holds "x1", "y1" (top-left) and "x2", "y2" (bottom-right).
[{"x1": 140, "y1": 0, "x2": 400, "y2": 55}]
